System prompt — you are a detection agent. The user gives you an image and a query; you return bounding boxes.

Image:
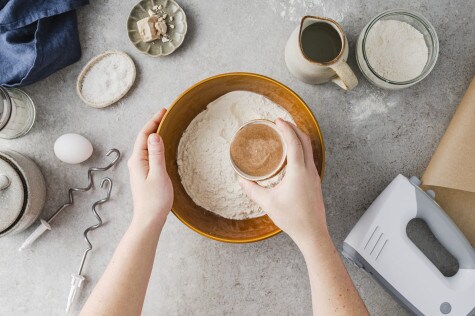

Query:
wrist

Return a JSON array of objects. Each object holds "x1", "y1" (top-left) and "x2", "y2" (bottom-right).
[
  {"x1": 130, "y1": 211, "x2": 166, "y2": 236},
  {"x1": 294, "y1": 226, "x2": 333, "y2": 258}
]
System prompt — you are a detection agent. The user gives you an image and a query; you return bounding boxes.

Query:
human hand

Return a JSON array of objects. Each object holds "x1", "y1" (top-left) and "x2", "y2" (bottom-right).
[
  {"x1": 128, "y1": 109, "x2": 174, "y2": 231},
  {"x1": 239, "y1": 118, "x2": 328, "y2": 249}
]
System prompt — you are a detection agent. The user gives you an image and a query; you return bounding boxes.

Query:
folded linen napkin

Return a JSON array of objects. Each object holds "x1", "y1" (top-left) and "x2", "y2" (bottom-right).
[{"x1": 0, "y1": 0, "x2": 89, "y2": 86}]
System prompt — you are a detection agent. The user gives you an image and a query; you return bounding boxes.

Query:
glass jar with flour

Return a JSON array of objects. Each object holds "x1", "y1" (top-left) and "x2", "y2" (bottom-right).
[
  {"x1": 356, "y1": 9, "x2": 439, "y2": 90},
  {"x1": 0, "y1": 86, "x2": 36, "y2": 139}
]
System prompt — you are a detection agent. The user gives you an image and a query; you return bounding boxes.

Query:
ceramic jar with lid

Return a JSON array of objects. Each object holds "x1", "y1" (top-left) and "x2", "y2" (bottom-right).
[
  {"x1": 0, "y1": 151, "x2": 46, "y2": 237},
  {"x1": 0, "y1": 86, "x2": 36, "y2": 139}
]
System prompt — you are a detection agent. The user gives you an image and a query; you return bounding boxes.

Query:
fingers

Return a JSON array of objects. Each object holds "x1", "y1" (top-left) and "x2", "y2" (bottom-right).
[
  {"x1": 275, "y1": 118, "x2": 304, "y2": 169},
  {"x1": 286, "y1": 122, "x2": 315, "y2": 169},
  {"x1": 133, "y1": 108, "x2": 167, "y2": 160},
  {"x1": 238, "y1": 177, "x2": 269, "y2": 206},
  {"x1": 129, "y1": 109, "x2": 167, "y2": 179},
  {"x1": 147, "y1": 133, "x2": 166, "y2": 176}
]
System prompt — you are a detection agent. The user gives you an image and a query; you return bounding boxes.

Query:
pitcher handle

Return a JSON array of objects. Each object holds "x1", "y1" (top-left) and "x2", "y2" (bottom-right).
[{"x1": 330, "y1": 61, "x2": 358, "y2": 90}]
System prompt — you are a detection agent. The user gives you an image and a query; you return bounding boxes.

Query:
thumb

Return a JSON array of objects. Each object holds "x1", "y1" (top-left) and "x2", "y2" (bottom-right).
[
  {"x1": 238, "y1": 177, "x2": 269, "y2": 207},
  {"x1": 148, "y1": 133, "x2": 166, "y2": 174}
]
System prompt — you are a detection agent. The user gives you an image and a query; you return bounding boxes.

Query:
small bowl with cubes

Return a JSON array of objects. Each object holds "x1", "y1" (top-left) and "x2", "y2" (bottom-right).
[{"x1": 127, "y1": 0, "x2": 187, "y2": 57}]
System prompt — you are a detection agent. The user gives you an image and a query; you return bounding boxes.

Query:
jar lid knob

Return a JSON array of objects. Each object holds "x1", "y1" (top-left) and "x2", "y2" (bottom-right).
[{"x1": 0, "y1": 174, "x2": 10, "y2": 190}]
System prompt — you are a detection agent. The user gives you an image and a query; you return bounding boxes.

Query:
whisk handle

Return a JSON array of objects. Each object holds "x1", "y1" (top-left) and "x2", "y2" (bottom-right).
[
  {"x1": 18, "y1": 219, "x2": 51, "y2": 251},
  {"x1": 66, "y1": 273, "x2": 86, "y2": 312}
]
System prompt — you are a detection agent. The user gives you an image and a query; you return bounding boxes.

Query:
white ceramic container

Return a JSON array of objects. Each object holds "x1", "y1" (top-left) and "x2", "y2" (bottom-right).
[{"x1": 0, "y1": 151, "x2": 46, "y2": 237}]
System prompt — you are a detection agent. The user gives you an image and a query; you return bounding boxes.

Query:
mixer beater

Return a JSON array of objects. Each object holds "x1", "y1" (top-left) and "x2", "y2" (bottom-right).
[{"x1": 66, "y1": 177, "x2": 113, "y2": 312}]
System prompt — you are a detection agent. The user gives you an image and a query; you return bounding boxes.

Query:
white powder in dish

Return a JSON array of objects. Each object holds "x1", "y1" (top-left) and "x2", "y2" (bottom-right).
[
  {"x1": 80, "y1": 53, "x2": 135, "y2": 105},
  {"x1": 177, "y1": 91, "x2": 294, "y2": 220},
  {"x1": 365, "y1": 20, "x2": 428, "y2": 82}
]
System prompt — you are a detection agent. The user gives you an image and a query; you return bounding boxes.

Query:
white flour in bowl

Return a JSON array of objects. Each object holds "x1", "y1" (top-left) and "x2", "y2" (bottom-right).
[
  {"x1": 365, "y1": 20, "x2": 428, "y2": 82},
  {"x1": 177, "y1": 91, "x2": 293, "y2": 219}
]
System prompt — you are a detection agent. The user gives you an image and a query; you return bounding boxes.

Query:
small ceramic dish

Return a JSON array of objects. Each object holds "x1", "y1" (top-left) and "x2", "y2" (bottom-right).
[
  {"x1": 127, "y1": 0, "x2": 187, "y2": 57},
  {"x1": 76, "y1": 51, "x2": 136, "y2": 108},
  {"x1": 229, "y1": 119, "x2": 287, "y2": 182}
]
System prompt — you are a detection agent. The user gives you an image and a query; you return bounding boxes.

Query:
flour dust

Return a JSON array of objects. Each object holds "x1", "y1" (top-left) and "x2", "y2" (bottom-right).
[
  {"x1": 268, "y1": 0, "x2": 350, "y2": 23},
  {"x1": 349, "y1": 88, "x2": 399, "y2": 122}
]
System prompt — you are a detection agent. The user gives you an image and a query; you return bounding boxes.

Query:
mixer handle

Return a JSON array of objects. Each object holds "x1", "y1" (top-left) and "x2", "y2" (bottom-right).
[{"x1": 415, "y1": 187, "x2": 475, "y2": 269}]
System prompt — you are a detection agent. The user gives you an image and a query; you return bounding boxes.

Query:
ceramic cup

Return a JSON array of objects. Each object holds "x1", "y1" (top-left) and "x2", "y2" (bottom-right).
[{"x1": 285, "y1": 16, "x2": 358, "y2": 90}]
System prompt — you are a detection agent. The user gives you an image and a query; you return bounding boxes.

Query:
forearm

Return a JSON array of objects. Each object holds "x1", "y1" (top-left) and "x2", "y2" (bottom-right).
[
  {"x1": 80, "y1": 217, "x2": 162, "y2": 316},
  {"x1": 298, "y1": 232, "x2": 368, "y2": 316}
]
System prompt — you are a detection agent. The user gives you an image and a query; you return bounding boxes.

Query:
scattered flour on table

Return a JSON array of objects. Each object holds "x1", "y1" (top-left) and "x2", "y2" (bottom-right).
[
  {"x1": 177, "y1": 91, "x2": 294, "y2": 220},
  {"x1": 365, "y1": 20, "x2": 428, "y2": 82},
  {"x1": 114, "y1": 98, "x2": 128, "y2": 122},
  {"x1": 268, "y1": 0, "x2": 350, "y2": 22},
  {"x1": 80, "y1": 54, "x2": 135, "y2": 105},
  {"x1": 350, "y1": 88, "x2": 399, "y2": 122}
]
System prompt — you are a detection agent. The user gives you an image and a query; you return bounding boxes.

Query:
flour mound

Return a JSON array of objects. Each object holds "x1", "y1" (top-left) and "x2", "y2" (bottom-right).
[{"x1": 177, "y1": 91, "x2": 293, "y2": 220}]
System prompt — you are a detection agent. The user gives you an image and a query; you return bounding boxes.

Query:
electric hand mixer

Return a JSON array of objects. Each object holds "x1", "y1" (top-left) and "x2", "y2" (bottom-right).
[{"x1": 343, "y1": 175, "x2": 475, "y2": 316}]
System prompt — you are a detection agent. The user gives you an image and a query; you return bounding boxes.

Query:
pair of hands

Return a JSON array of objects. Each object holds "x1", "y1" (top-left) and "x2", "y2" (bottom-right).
[{"x1": 128, "y1": 109, "x2": 328, "y2": 247}]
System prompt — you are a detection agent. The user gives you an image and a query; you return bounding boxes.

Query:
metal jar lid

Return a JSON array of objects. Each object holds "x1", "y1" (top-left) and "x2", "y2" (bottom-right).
[
  {"x1": 0, "y1": 154, "x2": 26, "y2": 234},
  {"x1": 0, "y1": 86, "x2": 12, "y2": 131}
]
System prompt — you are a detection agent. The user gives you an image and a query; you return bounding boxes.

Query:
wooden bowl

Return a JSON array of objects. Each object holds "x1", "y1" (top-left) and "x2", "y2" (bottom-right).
[{"x1": 157, "y1": 73, "x2": 325, "y2": 243}]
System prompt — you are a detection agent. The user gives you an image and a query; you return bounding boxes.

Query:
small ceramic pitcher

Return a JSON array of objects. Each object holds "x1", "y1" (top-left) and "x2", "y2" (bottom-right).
[{"x1": 285, "y1": 16, "x2": 358, "y2": 90}]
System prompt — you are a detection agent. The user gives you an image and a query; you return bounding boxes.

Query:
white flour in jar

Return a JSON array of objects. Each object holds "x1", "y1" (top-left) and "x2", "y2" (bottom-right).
[
  {"x1": 365, "y1": 20, "x2": 428, "y2": 82},
  {"x1": 177, "y1": 91, "x2": 293, "y2": 219}
]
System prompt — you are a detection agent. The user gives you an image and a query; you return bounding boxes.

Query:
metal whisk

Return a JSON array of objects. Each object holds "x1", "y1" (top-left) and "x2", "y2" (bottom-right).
[
  {"x1": 19, "y1": 149, "x2": 120, "y2": 251},
  {"x1": 66, "y1": 177, "x2": 113, "y2": 312}
]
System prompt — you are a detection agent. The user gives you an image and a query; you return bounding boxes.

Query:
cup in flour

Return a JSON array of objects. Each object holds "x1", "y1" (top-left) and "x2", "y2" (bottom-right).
[{"x1": 230, "y1": 120, "x2": 287, "y2": 182}]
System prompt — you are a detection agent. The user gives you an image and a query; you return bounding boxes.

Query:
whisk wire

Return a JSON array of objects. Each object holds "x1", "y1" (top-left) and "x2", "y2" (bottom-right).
[
  {"x1": 66, "y1": 178, "x2": 113, "y2": 312},
  {"x1": 47, "y1": 149, "x2": 120, "y2": 223},
  {"x1": 78, "y1": 178, "x2": 113, "y2": 275}
]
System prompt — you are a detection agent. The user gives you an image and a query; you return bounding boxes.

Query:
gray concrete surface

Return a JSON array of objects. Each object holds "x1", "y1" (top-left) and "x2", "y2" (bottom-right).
[{"x1": 1, "y1": 0, "x2": 474, "y2": 315}]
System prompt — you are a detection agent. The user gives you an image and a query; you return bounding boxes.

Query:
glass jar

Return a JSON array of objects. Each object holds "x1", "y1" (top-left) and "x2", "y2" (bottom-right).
[
  {"x1": 0, "y1": 86, "x2": 36, "y2": 139},
  {"x1": 356, "y1": 9, "x2": 439, "y2": 90}
]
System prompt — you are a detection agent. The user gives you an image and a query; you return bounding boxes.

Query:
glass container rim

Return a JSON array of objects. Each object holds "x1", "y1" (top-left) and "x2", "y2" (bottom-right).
[{"x1": 0, "y1": 86, "x2": 12, "y2": 130}]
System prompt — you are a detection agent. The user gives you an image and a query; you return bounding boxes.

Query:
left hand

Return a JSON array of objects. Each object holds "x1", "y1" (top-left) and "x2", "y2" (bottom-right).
[{"x1": 127, "y1": 109, "x2": 174, "y2": 230}]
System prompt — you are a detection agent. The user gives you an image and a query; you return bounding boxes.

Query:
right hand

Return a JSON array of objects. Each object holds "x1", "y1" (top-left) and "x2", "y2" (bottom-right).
[{"x1": 239, "y1": 118, "x2": 328, "y2": 248}]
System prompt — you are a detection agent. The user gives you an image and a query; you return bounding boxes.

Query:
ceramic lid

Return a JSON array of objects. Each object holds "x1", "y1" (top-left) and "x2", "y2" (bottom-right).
[
  {"x1": 0, "y1": 87, "x2": 12, "y2": 131},
  {"x1": 0, "y1": 154, "x2": 25, "y2": 234}
]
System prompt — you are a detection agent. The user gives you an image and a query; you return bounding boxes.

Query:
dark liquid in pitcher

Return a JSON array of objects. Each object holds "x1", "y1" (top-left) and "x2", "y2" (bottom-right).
[{"x1": 301, "y1": 22, "x2": 342, "y2": 63}]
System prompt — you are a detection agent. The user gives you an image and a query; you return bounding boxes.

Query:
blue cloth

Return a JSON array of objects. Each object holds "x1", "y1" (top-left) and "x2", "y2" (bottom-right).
[{"x1": 0, "y1": 0, "x2": 89, "y2": 86}]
